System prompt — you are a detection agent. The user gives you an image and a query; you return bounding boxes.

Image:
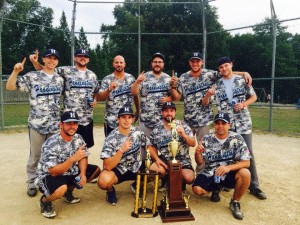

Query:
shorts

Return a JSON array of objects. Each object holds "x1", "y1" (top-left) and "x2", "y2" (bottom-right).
[
  {"x1": 159, "y1": 156, "x2": 194, "y2": 172},
  {"x1": 112, "y1": 168, "x2": 138, "y2": 184},
  {"x1": 192, "y1": 170, "x2": 238, "y2": 192},
  {"x1": 104, "y1": 123, "x2": 115, "y2": 137},
  {"x1": 39, "y1": 164, "x2": 98, "y2": 197},
  {"x1": 77, "y1": 120, "x2": 94, "y2": 148}
]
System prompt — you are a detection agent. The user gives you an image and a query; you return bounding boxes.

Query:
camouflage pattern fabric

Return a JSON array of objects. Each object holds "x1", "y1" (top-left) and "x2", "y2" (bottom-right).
[
  {"x1": 215, "y1": 75, "x2": 256, "y2": 134},
  {"x1": 35, "y1": 133, "x2": 88, "y2": 185},
  {"x1": 56, "y1": 66, "x2": 100, "y2": 126},
  {"x1": 16, "y1": 71, "x2": 64, "y2": 134},
  {"x1": 99, "y1": 73, "x2": 136, "y2": 128},
  {"x1": 100, "y1": 126, "x2": 149, "y2": 174},
  {"x1": 176, "y1": 69, "x2": 220, "y2": 128},
  {"x1": 139, "y1": 71, "x2": 171, "y2": 128},
  {"x1": 200, "y1": 131, "x2": 251, "y2": 178},
  {"x1": 149, "y1": 120, "x2": 193, "y2": 167}
]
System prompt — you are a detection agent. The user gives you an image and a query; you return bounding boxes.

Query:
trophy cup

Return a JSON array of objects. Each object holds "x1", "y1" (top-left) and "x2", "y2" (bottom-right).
[
  {"x1": 132, "y1": 148, "x2": 159, "y2": 218},
  {"x1": 158, "y1": 119, "x2": 195, "y2": 223}
]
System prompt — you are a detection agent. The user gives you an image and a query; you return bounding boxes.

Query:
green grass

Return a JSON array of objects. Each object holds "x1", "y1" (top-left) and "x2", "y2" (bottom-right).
[{"x1": 1, "y1": 102, "x2": 299, "y2": 137}]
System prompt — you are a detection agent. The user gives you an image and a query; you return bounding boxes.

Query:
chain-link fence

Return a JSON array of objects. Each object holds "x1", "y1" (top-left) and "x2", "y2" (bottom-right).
[{"x1": 1, "y1": 0, "x2": 299, "y2": 136}]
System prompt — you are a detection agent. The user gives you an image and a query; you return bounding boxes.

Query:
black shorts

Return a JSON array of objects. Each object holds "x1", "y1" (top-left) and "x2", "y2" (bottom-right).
[
  {"x1": 192, "y1": 170, "x2": 238, "y2": 192},
  {"x1": 39, "y1": 164, "x2": 98, "y2": 197},
  {"x1": 159, "y1": 156, "x2": 194, "y2": 172},
  {"x1": 112, "y1": 165, "x2": 144, "y2": 184},
  {"x1": 77, "y1": 120, "x2": 94, "y2": 148},
  {"x1": 104, "y1": 123, "x2": 115, "y2": 137}
]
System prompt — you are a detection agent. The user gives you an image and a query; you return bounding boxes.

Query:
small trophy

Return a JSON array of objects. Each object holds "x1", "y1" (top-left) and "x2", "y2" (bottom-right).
[{"x1": 132, "y1": 148, "x2": 159, "y2": 218}]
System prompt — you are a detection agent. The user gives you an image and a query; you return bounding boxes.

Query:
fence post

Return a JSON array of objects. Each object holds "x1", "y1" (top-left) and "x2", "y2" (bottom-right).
[{"x1": 0, "y1": 0, "x2": 6, "y2": 130}]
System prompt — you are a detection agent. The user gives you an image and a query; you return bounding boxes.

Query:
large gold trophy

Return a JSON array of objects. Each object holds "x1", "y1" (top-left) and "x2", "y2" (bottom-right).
[
  {"x1": 132, "y1": 148, "x2": 159, "y2": 218},
  {"x1": 158, "y1": 119, "x2": 195, "y2": 223}
]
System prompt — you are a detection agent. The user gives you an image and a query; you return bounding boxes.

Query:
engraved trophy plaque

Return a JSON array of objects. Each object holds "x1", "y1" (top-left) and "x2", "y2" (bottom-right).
[{"x1": 158, "y1": 119, "x2": 195, "y2": 223}]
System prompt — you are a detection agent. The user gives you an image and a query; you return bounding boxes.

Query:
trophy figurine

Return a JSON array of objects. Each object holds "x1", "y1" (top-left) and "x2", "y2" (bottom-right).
[
  {"x1": 168, "y1": 119, "x2": 179, "y2": 164},
  {"x1": 145, "y1": 148, "x2": 151, "y2": 173}
]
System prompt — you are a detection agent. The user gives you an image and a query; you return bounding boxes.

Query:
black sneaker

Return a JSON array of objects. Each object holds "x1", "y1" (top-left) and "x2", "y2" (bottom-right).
[
  {"x1": 27, "y1": 187, "x2": 37, "y2": 197},
  {"x1": 106, "y1": 187, "x2": 117, "y2": 206},
  {"x1": 229, "y1": 199, "x2": 243, "y2": 220},
  {"x1": 40, "y1": 195, "x2": 56, "y2": 218},
  {"x1": 249, "y1": 188, "x2": 267, "y2": 200},
  {"x1": 63, "y1": 190, "x2": 80, "y2": 204},
  {"x1": 158, "y1": 178, "x2": 168, "y2": 192},
  {"x1": 210, "y1": 190, "x2": 221, "y2": 202}
]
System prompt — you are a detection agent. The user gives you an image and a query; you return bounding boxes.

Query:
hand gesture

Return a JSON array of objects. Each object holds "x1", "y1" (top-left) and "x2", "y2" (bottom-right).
[
  {"x1": 176, "y1": 123, "x2": 185, "y2": 137},
  {"x1": 136, "y1": 71, "x2": 146, "y2": 84},
  {"x1": 72, "y1": 144, "x2": 87, "y2": 162},
  {"x1": 29, "y1": 50, "x2": 39, "y2": 63},
  {"x1": 195, "y1": 143, "x2": 205, "y2": 155},
  {"x1": 120, "y1": 137, "x2": 132, "y2": 153},
  {"x1": 205, "y1": 85, "x2": 216, "y2": 98},
  {"x1": 109, "y1": 77, "x2": 118, "y2": 91},
  {"x1": 13, "y1": 57, "x2": 26, "y2": 73}
]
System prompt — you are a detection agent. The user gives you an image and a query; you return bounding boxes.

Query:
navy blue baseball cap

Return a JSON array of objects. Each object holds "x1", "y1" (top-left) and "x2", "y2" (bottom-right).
[
  {"x1": 74, "y1": 49, "x2": 90, "y2": 58},
  {"x1": 217, "y1": 57, "x2": 232, "y2": 67},
  {"x1": 61, "y1": 111, "x2": 80, "y2": 123},
  {"x1": 214, "y1": 113, "x2": 230, "y2": 123},
  {"x1": 189, "y1": 52, "x2": 203, "y2": 61},
  {"x1": 43, "y1": 49, "x2": 60, "y2": 59},
  {"x1": 151, "y1": 52, "x2": 165, "y2": 62},
  {"x1": 118, "y1": 107, "x2": 135, "y2": 117},
  {"x1": 162, "y1": 102, "x2": 176, "y2": 111}
]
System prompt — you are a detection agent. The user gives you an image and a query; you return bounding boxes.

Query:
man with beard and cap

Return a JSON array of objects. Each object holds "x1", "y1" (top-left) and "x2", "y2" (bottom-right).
[
  {"x1": 98, "y1": 55, "x2": 139, "y2": 137},
  {"x1": 30, "y1": 49, "x2": 99, "y2": 149},
  {"x1": 6, "y1": 49, "x2": 64, "y2": 197},
  {"x1": 35, "y1": 111, "x2": 100, "y2": 218},
  {"x1": 131, "y1": 52, "x2": 173, "y2": 138},
  {"x1": 147, "y1": 102, "x2": 196, "y2": 191}
]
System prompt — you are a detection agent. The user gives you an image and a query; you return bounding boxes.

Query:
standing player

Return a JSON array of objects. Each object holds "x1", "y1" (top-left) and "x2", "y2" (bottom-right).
[
  {"x1": 98, "y1": 55, "x2": 139, "y2": 136},
  {"x1": 131, "y1": 52, "x2": 172, "y2": 138},
  {"x1": 6, "y1": 49, "x2": 64, "y2": 197},
  {"x1": 30, "y1": 49, "x2": 99, "y2": 148}
]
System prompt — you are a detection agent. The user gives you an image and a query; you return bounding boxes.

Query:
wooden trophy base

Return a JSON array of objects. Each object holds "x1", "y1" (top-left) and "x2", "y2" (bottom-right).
[
  {"x1": 158, "y1": 161, "x2": 195, "y2": 223},
  {"x1": 158, "y1": 200, "x2": 195, "y2": 223}
]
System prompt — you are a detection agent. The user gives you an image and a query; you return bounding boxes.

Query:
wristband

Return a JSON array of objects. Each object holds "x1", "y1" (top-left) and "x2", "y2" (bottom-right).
[{"x1": 118, "y1": 149, "x2": 124, "y2": 154}]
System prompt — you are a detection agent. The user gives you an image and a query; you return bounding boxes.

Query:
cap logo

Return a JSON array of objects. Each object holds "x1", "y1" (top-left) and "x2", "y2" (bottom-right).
[
  {"x1": 70, "y1": 112, "x2": 76, "y2": 118},
  {"x1": 193, "y1": 53, "x2": 198, "y2": 57},
  {"x1": 166, "y1": 102, "x2": 171, "y2": 106},
  {"x1": 50, "y1": 49, "x2": 56, "y2": 54},
  {"x1": 124, "y1": 107, "x2": 129, "y2": 112},
  {"x1": 219, "y1": 113, "x2": 224, "y2": 118}
]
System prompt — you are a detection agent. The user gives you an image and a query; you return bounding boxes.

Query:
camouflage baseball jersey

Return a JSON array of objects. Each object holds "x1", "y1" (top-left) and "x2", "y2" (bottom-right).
[
  {"x1": 215, "y1": 75, "x2": 256, "y2": 134},
  {"x1": 200, "y1": 131, "x2": 251, "y2": 178},
  {"x1": 149, "y1": 120, "x2": 193, "y2": 167},
  {"x1": 99, "y1": 73, "x2": 136, "y2": 128},
  {"x1": 176, "y1": 69, "x2": 220, "y2": 128},
  {"x1": 35, "y1": 133, "x2": 89, "y2": 186},
  {"x1": 139, "y1": 71, "x2": 171, "y2": 128},
  {"x1": 100, "y1": 126, "x2": 149, "y2": 174},
  {"x1": 16, "y1": 71, "x2": 64, "y2": 134},
  {"x1": 56, "y1": 66, "x2": 100, "y2": 126}
]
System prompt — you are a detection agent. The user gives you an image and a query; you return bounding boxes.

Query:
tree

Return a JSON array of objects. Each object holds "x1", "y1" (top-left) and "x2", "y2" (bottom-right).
[{"x1": 75, "y1": 27, "x2": 90, "y2": 50}]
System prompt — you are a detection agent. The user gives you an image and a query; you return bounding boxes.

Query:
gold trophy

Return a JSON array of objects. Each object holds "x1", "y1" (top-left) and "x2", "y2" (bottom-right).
[
  {"x1": 158, "y1": 119, "x2": 195, "y2": 222},
  {"x1": 132, "y1": 148, "x2": 159, "y2": 218},
  {"x1": 168, "y1": 119, "x2": 179, "y2": 163}
]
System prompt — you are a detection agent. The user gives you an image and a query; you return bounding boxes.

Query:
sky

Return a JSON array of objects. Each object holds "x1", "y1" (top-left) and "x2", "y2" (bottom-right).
[{"x1": 38, "y1": 0, "x2": 300, "y2": 48}]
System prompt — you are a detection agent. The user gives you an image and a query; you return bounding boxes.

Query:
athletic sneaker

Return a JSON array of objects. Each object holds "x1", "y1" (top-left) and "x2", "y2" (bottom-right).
[
  {"x1": 63, "y1": 190, "x2": 80, "y2": 204},
  {"x1": 158, "y1": 178, "x2": 168, "y2": 192},
  {"x1": 106, "y1": 187, "x2": 117, "y2": 205},
  {"x1": 229, "y1": 199, "x2": 243, "y2": 220},
  {"x1": 210, "y1": 190, "x2": 221, "y2": 202},
  {"x1": 39, "y1": 195, "x2": 56, "y2": 218},
  {"x1": 249, "y1": 188, "x2": 267, "y2": 200},
  {"x1": 27, "y1": 187, "x2": 37, "y2": 197}
]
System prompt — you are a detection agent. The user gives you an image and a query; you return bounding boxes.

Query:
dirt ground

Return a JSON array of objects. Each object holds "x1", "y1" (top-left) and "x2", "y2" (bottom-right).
[{"x1": 1, "y1": 127, "x2": 299, "y2": 225}]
